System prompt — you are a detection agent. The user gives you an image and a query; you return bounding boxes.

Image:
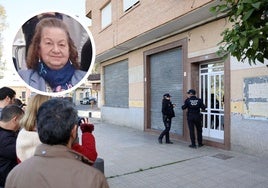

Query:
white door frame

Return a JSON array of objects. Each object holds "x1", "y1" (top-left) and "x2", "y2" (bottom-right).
[{"x1": 200, "y1": 62, "x2": 224, "y2": 140}]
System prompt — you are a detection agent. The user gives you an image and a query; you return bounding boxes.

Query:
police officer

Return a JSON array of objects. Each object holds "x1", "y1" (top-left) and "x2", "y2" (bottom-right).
[
  {"x1": 158, "y1": 93, "x2": 175, "y2": 144},
  {"x1": 181, "y1": 89, "x2": 206, "y2": 148}
]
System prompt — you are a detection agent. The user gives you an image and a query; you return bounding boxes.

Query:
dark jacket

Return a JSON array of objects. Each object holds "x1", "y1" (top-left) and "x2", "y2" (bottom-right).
[
  {"x1": 162, "y1": 98, "x2": 175, "y2": 118},
  {"x1": 0, "y1": 127, "x2": 18, "y2": 186},
  {"x1": 181, "y1": 96, "x2": 206, "y2": 116}
]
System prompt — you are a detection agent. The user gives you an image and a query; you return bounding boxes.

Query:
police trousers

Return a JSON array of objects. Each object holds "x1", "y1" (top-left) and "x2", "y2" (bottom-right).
[
  {"x1": 159, "y1": 115, "x2": 172, "y2": 142},
  {"x1": 187, "y1": 113, "x2": 203, "y2": 146}
]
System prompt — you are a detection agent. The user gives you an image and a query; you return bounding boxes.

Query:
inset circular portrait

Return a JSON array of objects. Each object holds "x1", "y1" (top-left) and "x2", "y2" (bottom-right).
[{"x1": 12, "y1": 12, "x2": 95, "y2": 96}]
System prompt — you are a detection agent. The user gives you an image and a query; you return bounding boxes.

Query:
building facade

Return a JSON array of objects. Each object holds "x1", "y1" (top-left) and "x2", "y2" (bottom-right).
[{"x1": 86, "y1": 0, "x2": 268, "y2": 156}]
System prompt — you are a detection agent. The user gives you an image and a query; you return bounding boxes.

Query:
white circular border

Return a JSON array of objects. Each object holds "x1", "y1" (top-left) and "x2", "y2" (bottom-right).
[{"x1": 11, "y1": 9, "x2": 96, "y2": 97}]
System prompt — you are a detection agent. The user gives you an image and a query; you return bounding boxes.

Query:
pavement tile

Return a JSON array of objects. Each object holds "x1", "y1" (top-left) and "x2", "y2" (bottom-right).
[{"x1": 81, "y1": 111, "x2": 268, "y2": 188}]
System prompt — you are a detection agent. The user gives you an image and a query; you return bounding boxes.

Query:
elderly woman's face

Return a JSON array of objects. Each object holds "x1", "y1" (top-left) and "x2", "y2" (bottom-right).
[{"x1": 39, "y1": 27, "x2": 69, "y2": 70}]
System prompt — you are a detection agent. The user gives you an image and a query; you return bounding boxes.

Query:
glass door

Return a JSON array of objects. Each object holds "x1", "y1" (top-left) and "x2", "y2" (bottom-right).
[{"x1": 200, "y1": 62, "x2": 224, "y2": 140}]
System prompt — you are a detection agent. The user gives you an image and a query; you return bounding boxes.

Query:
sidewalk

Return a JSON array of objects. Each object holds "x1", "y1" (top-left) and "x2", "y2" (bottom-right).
[{"x1": 85, "y1": 111, "x2": 268, "y2": 188}]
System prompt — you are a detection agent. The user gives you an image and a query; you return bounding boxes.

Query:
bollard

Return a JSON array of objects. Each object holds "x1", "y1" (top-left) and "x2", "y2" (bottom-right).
[
  {"x1": 88, "y1": 112, "x2": 92, "y2": 118},
  {"x1": 93, "y1": 158, "x2": 104, "y2": 174}
]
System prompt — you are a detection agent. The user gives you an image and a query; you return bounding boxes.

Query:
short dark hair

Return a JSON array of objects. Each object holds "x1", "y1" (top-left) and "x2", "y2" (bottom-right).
[
  {"x1": 0, "y1": 87, "x2": 16, "y2": 100},
  {"x1": 14, "y1": 98, "x2": 26, "y2": 108},
  {"x1": 0, "y1": 104, "x2": 24, "y2": 122},
  {"x1": 36, "y1": 98, "x2": 79, "y2": 145}
]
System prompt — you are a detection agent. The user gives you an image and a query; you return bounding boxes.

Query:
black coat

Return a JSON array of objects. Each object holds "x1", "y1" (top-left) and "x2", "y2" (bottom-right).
[
  {"x1": 162, "y1": 98, "x2": 175, "y2": 118},
  {"x1": 181, "y1": 96, "x2": 206, "y2": 116},
  {"x1": 0, "y1": 127, "x2": 18, "y2": 186}
]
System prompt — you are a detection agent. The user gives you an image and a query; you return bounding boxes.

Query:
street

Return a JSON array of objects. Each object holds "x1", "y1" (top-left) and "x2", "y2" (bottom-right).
[{"x1": 75, "y1": 104, "x2": 100, "y2": 119}]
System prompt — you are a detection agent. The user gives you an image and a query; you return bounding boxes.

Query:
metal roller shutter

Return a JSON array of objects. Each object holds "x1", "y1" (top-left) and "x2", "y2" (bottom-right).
[
  {"x1": 150, "y1": 47, "x2": 183, "y2": 135},
  {"x1": 104, "y1": 60, "x2": 129, "y2": 108}
]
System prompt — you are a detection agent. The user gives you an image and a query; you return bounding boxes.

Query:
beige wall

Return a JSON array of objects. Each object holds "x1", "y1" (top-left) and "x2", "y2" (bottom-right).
[
  {"x1": 87, "y1": 0, "x2": 213, "y2": 55},
  {"x1": 87, "y1": 0, "x2": 230, "y2": 110},
  {"x1": 12, "y1": 86, "x2": 31, "y2": 104},
  {"x1": 230, "y1": 57, "x2": 268, "y2": 117},
  {"x1": 188, "y1": 19, "x2": 228, "y2": 56},
  {"x1": 88, "y1": 0, "x2": 268, "y2": 156},
  {"x1": 100, "y1": 18, "x2": 227, "y2": 108}
]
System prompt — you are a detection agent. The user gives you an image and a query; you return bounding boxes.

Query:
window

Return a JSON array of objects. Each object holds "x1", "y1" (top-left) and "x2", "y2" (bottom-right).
[
  {"x1": 123, "y1": 0, "x2": 139, "y2": 12},
  {"x1": 79, "y1": 92, "x2": 83, "y2": 100},
  {"x1": 21, "y1": 91, "x2": 26, "y2": 100},
  {"x1": 101, "y1": 2, "x2": 112, "y2": 29}
]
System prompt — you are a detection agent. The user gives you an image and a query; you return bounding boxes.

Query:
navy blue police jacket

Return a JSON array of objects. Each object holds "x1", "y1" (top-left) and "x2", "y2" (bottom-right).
[{"x1": 181, "y1": 96, "x2": 206, "y2": 116}]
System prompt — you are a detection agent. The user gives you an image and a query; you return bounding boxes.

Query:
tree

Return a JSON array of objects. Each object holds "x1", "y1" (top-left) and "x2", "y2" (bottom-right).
[
  {"x1": 0, "y1": 4, "x2": 7, "y2": 79},
  {"x1": 210, "y1": 0, "x2": 268, "y2": 65},
  {"x1": 0, "y1": 4, "x2": 7, "y2": 60}
]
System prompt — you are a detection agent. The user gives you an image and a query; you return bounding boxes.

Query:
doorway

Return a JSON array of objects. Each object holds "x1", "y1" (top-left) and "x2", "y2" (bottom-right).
[
  {"x1": 144, "y1": 39, "x2": 188, "y2": 140},
  {"x1": 200, "y1": 61, "x2": 224, "y2": 141}
]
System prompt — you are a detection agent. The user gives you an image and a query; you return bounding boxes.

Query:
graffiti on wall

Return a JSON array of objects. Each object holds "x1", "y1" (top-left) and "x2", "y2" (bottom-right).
[{"x1": 244, "y1": 76, "x2": 268, "y2": 120}]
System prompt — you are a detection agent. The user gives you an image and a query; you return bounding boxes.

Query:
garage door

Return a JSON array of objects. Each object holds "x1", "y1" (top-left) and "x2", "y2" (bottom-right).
[{"x1": 150, "y1": 47, "x2": 183, "y2": 135}]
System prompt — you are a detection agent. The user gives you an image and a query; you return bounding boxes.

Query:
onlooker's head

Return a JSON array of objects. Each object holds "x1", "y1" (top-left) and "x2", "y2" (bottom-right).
[
  {"x1": 0, "y1": 104, "x2": 24, "y2": 131},
  {"x1": 37, "y1": 98, "x2": 78, "y2": 146},
  {"x1": 26, "y1": 17, "x2": 79, "y2": 70},
  {"x1": 0, "y1": 87, "x2": 16, "y2": 106},
  {"x1": 14, "y1": 98, "x2": 26, "y2": 109},
  {"x1": 20, "y1": 94, "x2": 51, "y2": 131}
]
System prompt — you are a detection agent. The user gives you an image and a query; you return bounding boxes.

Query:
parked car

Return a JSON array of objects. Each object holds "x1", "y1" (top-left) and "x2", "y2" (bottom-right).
[{"x1": 80, "y1": 97, "x2": 97, "y2": 105}]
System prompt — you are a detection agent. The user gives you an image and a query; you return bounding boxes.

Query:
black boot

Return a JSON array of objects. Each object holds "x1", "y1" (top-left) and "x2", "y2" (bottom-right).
[{"x1": 166, "y1": 133, "x2": 172, "y2": 144}]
